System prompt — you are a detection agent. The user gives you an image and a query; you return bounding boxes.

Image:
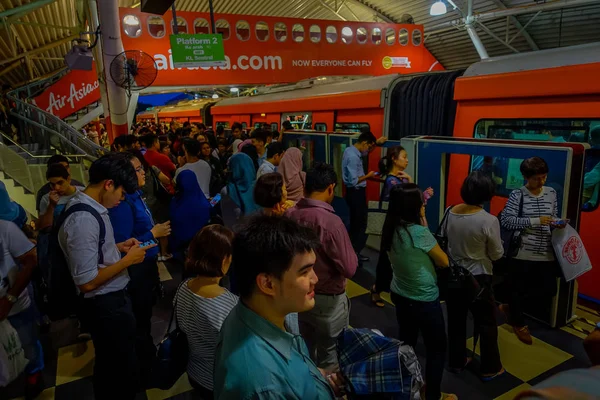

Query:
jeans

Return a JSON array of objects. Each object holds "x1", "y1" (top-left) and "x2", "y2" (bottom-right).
[
  {"x1": 345, "y1": 187, "x2": 368, "y2": 255},
  {"x1": 446, "y1": 275, "x2": 502, "y2": 374},
  {"x1": 81, "y1": 290, "x2": 139, "y2": 399},
  {"x1": 507, "y1": 259, "x2": 558, "y2": 328},
  {"x1": 127, "y1": 258, "x2": 159, "y2": 386},
  {"x1": 391, "y1": 292, "x2": 446, "y2": 400},
  {"x1": 7, "y1": 305, "x2": 43, "y2": 374},
  {"x1": 299, "y1": 293, "x2": 350, "y2": 369}
]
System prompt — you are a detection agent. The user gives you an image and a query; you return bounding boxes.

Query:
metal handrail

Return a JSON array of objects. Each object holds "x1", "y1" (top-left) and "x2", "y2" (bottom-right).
[{"x1": 0, "y1": 130, "x2": 87, "y2": 159}]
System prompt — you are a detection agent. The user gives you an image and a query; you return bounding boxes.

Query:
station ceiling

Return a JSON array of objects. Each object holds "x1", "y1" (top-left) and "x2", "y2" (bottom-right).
[{"x1": 1, "y1": 0, "x2": 599, "y2": 89}]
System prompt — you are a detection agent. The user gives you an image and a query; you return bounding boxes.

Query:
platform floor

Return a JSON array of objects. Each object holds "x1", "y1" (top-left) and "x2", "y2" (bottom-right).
[{"x1": 3, "y1": 248, "x2": 598, "y2": 400}]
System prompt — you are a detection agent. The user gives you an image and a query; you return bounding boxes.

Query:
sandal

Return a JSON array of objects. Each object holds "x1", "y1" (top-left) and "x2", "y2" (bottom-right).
[
  {"x1": 370, "y1": 286, "x2": 385, "y2": 308},
  {"x1": 481, "y1": 367, "x2": 506, "y2": 382}
]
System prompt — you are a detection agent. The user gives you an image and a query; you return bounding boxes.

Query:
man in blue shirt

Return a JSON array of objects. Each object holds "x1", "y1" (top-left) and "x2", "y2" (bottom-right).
[
  {"x1": 109, "y1": 152, "x2": 172, "y2": 387},
  {"x1": 214, "y1": 215, "x2": 343, "y2": 399},
  {"x1": 342, "y1": 131, "x2": 386, "y2": 263}
]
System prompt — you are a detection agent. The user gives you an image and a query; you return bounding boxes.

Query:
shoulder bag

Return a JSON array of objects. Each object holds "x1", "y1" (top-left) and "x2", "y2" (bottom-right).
[{"x1": 499, "y1": 189, "x2": 525, "y2": 258}]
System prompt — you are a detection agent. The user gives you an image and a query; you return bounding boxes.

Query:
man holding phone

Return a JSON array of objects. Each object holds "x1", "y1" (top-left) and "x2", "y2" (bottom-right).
[
  {"x1": 59, "y1": 154, "x2": 156, "y2": 399},
  {"x1": 109, "y1": 152, "x2": 171, "y2": 388}
]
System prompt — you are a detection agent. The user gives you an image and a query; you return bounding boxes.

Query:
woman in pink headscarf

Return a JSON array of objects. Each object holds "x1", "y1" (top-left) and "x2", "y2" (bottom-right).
[{"x1": 278, "y1": 147, "x2": 306, "y2": 202}]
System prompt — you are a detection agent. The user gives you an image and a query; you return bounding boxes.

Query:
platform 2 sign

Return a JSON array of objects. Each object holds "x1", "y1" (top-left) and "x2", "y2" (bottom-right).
[{"x1": 170, "y1": 33, "x2": 226, "y2": 68}]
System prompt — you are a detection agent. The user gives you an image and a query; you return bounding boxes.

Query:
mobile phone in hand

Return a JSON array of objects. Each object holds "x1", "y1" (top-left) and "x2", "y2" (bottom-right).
[
  {"x1": 140, "y1": 239, "x2": 157, "y2": 248},
  {"x1": 210, "y1": 194, "x2": 222, "y2": 207}
]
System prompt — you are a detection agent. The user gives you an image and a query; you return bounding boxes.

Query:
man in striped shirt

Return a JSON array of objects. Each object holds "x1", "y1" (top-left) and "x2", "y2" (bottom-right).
[{"x1": 499, "y1": 157, "x2": 566, "y2": 345}]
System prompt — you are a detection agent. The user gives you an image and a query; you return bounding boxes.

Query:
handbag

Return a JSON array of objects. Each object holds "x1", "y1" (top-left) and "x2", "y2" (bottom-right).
[
  {"x1": 151, "y1": 282, "x2": 188, "y2": 390},
  {"x1": 551, "y1": 223, "x2": 592, "y2": 282},
  {"x1": 433, "y1": 206, "x2": 483, "y2": 303},
  {"x1": 499, "y1": 189, "x2": 524, "y2": 258}
]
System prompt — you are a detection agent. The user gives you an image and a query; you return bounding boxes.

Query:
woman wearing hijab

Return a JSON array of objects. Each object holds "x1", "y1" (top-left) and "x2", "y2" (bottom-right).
[
  {"x1": 278, "y1": 147, "x2": 306, "y2": 203},
  {"x1": 0, "y1": 181, "x2": 28, "y2": 228},
  {"x1": 220, "y1": 153, "x2": 261, "y2": 228},
  {"x1": 170, "y1": 170, "x2": 211, "y2": 258}
]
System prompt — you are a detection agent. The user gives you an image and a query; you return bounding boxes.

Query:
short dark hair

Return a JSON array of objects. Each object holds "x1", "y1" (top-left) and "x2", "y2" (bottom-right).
[
  {"x1": 266, "y1": 142, "x2": 284, "y2": 159},
  {"x1": 140, "y1": 134, "x2": 157, "y2": 149},
  {"x1": 282, "y1": 120, "x2": 293, "y2": 131},
  {"x1": 138, "y1": 127, "x2": 151, "y2": 136},
  {"x1": 186, "y1": 225, "x2": 234, "y2": 277},
  {"x1": 520, "y1": 157, "x2": 549, "y2": 178},
  {"x1": 305, "y1": 162, "x2": 337, "y2": 194},
  {"x1": 231, "y1": 122, "x2": 243, "y2": 131},
  {"x1": 46, "y1": 163, "x2": 70, "y2": 180},
  {"x1": 216, "y1": 126, "x2": 225, "y2": 135},
  {"x1": 195, "y1": 123, "x2": 206, "y2": 130},
  {"x1": 182, "y1": 137, "x2": 201, "y2": 157},
  {"x1": 159, "y1": 141, "x2": 169, "y2": 152},
  {"x1": 254, "y1": 173, "x2": 284, "y2": 208},
  {"x1": 217, "y1": 137, "x2": 228, "y2": 147},
  {"x1": 113, "y1": 135, "x2": 128, "y2": 149},
  {"x1": 47, "y1": 154, "x2": 69, "y2": 167},
  {"x1": 460, "y1": 171, "x2": 495, "y2": 205},
  {"x1": 233, "y1": 215, "x2": 320, "y2": 299},
  {"x1": 182, "y1": 121, "x2": 191, "y2": 128},
  {"x1": 88, "y1": 154, "x2": 138, "y2": 194},
  {"x1": 357, "y1": 131, "x2": 377, "y2": 145},
  {"x1": 252, "y1": 128, "x2": 268, "y2": 145},
  {"x1": 126, "y1": 134, "x2": 140, "y2": 148}
]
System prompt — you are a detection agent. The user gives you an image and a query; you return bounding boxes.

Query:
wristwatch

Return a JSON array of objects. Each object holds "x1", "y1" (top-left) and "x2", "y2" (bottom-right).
[{"x1": 5, "y1": 294, "x2": 17, "y2": 304}]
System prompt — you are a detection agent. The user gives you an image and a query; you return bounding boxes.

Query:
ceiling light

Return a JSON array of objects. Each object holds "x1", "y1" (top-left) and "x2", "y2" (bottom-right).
[
  {"x1": 230, "y1": 87, "x2": 239, "y2": 92},
  {"x1": 430, "y1": 0, "x2": 447, "y2": 16},
  {"x1": 212, "y1": 94, "x2": 219, "y2": 99}
]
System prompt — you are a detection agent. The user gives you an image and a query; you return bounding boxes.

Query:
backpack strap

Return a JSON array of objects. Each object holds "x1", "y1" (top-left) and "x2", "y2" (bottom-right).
[
  {"x1": 56, "y1": 203, "x2": 106, "y2": 265},
  {"x1": 435, "y1": 205, "x2": 453, "y2": 238}
]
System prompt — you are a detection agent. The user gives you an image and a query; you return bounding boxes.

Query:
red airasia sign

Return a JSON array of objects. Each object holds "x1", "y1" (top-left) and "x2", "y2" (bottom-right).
[
  {"x1": 32, "y1": 65, "x2": 100, "y2": 119},
  {"x1": 119, "y1": 8, "x2": 443, "y2": 86}
]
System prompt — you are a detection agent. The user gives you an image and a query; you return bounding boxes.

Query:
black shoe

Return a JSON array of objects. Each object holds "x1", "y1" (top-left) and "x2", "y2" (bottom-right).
[
  {"x1": 357, "y1": 254, "x2": 370, "y2": 262},
  {"x1": 25, "y1": 372, "x2": 44, "y2": 400}
]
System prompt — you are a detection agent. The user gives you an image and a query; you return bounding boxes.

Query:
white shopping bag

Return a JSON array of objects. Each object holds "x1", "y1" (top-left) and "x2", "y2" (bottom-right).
[
  {"x1": 551, "y1": 224, "x2": 592, "y2": 282},
  {"x1": 0, "y1": 319, "x2": 28, "y2": 387}
]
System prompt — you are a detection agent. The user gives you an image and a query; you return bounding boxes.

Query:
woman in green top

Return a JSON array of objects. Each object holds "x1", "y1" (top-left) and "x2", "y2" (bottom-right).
[{"x1": 381, "y1": 184, "x2": 456, "y2": 400}]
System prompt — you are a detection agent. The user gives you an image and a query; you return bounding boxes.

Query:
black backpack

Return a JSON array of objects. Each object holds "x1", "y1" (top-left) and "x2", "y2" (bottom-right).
[{"x1": 45, "y1": 203, "x2": 105, "y2": 321}]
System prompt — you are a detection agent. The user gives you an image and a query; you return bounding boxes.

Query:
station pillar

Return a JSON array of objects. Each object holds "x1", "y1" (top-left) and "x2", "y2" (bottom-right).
[{"x1": 95, "y1": 0, "x2": 129, "y2": 138}]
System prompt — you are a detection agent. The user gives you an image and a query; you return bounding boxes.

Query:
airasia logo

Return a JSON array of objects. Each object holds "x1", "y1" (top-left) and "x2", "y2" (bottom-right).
[
  {"x1": 562, "y1": 236, "x2": 583, "y2": 264},
  {"x1": 44, "y1": 81, "x2": 99, "y2": 115}
]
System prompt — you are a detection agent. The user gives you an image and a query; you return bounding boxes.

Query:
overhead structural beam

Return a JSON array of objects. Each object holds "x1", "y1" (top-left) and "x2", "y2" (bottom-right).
[
  {"x1": 319, "y1": 0, "x2": 348, "y2": 21},
  {"x1": 507, "y1": 10, "x2": 541, "y2": 46},
  {"x1": 9, "y1": 20, "x2": 77, "y2": 31},
  {"x1": 0, "y1": 34, "x2": 77, "y2": 66},
  {"x1": 466, "y1": 0, "x2": 489, "y2": 59},
  {"x1": 489, "y1": 0, "x2": 539, "y2": 50},
  {"x1": 475, "y1": 20, "x2": 519, "y2": 53},
  {"x1": 344, "y1": 0, "x2": 396, "y2": 23},
  {"x1": 0, "y1": 0, "x2": 58, "y2": 20},
  {"x1": 427, "y1": 0, "x2": 598, "y2": 34}
]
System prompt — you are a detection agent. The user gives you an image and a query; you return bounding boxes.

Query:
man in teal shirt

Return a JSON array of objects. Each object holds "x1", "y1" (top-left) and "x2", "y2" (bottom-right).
[{"x1": 214, "y1": 215, "x2": 340, "y2": 400}]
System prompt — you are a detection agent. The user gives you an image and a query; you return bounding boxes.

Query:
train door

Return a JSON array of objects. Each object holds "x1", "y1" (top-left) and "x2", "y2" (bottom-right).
[{"x1": 281, "y1": 131, "x2": 328, "y2": 171}]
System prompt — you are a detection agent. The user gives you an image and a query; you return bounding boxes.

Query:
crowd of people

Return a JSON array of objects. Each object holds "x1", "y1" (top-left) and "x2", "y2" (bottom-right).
[{"x1": 0, "y1": 120, "x2": 599, "y2": 400}]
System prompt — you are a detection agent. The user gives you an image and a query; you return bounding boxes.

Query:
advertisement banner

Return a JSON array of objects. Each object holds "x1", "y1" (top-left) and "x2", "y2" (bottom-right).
[
  {"x1": 120, "y1": 8, "x2": 443, "y2": 86},
  {"x1": 32, "y1": 65, "x2": 100, "y2": 119}
]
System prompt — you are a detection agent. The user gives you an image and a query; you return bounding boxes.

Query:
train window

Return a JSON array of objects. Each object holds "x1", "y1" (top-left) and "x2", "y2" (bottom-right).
[
  {"x1": 385, "y1": 28, "x2": 395, "y2": 45},
  {"x1": 236, "y1": 20, "x2": 250, "y2": 41},
  {"x1": 283, "y1": 112, "x2": 312, "y2": 130},
  {"x1": 254, "y1": 122, "x2": 262, "y2": 129},
  {"x1": 399, "y1": 28, "x2": 409, "y2": 46},
  {"x1": 216, "y1": 121, "x2": 230, "y2": 129},
  {"x1": 270, "y1": 122, "x2": 278, "y2": 131},
  {"x1": 274, "y1": 22, "x2": 287, "y2": 42},
  {"x1": 310, "y1": 25, "x2": 321, "y2": 43},
  {"x1": 474, "y1": 119, "x2": 599, "y2": 143},
  {"x1": 172, "y1": 17, "x2": 187, "y2": 34},
  {"x1": 292, "y1": 24, "x2": 305, "y2": 42},
  {"x1": 326, "y1": 26, "x2": 337, "y2": 43},
  {"x1": 148, "y1": 16, "x2": 166, "y2": 38},
  {"x1": 372, "y1": 27, "x2": 382, "y2": 45},
  {"x1": 256, "y1": 21, "x2": 269, "y2": 41},
  {"x1": 412, "y1": 29, "x2": 422, "y2": 46},
  {"x1": 216, "y1": 19, "x2": 230, "y2": 40},
  {"x1": 123, "y1": 15, "x2": 141, "y2": 38},
  {"x1": 241, "y1": 122, "x2": 247, "y2": 129},
  {"x1": 341, "y1": 27, "x2": 353, "y2": 44},
  {"x1": 194, "y1": 18, "x2": 209, "y2": 34},
  {"x1": 357, "y1": 27, "x2": 367, "y2": 44},
  {"x1": 315, "y1": 123, "x2": 327, "y2": 132},
  {"x1": 334, "y1": 122, "x2": 370, "y2": 133}
]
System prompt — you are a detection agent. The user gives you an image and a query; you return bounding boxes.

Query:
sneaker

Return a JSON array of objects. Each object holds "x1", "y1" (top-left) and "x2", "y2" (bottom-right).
[
  {"x1": 441, "y1": 393, "x2": 458, "y2": 400},
  {"x1": 77, "y1": 331, "x2": 92, "y2": 341},
  {"x1": 514, "y1": 325, "x2": 533, "y2": 345},
  {"x1": 357, "y1": 253, "x2": 370, "y2": 262}
]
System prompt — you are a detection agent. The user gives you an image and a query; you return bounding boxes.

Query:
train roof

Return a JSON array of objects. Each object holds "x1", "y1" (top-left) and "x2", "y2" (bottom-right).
[
  {"x1": 213, "y1": 74, "x2": 399, "y2": 108},
  {"x1": 464, "y1": 42, "x2": 600, "y2": 77}
]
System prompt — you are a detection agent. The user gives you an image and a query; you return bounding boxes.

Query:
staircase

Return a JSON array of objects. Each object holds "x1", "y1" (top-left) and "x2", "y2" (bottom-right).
[{"x1": 0, "y1": 170, "x2": 37, "y2": 219}]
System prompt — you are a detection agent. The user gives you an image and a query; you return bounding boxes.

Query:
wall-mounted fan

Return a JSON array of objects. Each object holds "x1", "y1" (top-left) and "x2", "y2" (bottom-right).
[{"x1": 109, "y1": 50, "x2": 158, "y2": 93}]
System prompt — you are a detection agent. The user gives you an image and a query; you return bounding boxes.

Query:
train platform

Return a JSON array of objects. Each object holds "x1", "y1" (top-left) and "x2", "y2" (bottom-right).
[{"x1": 2, "y1": 248, "x2": 597, "y2": 400}]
